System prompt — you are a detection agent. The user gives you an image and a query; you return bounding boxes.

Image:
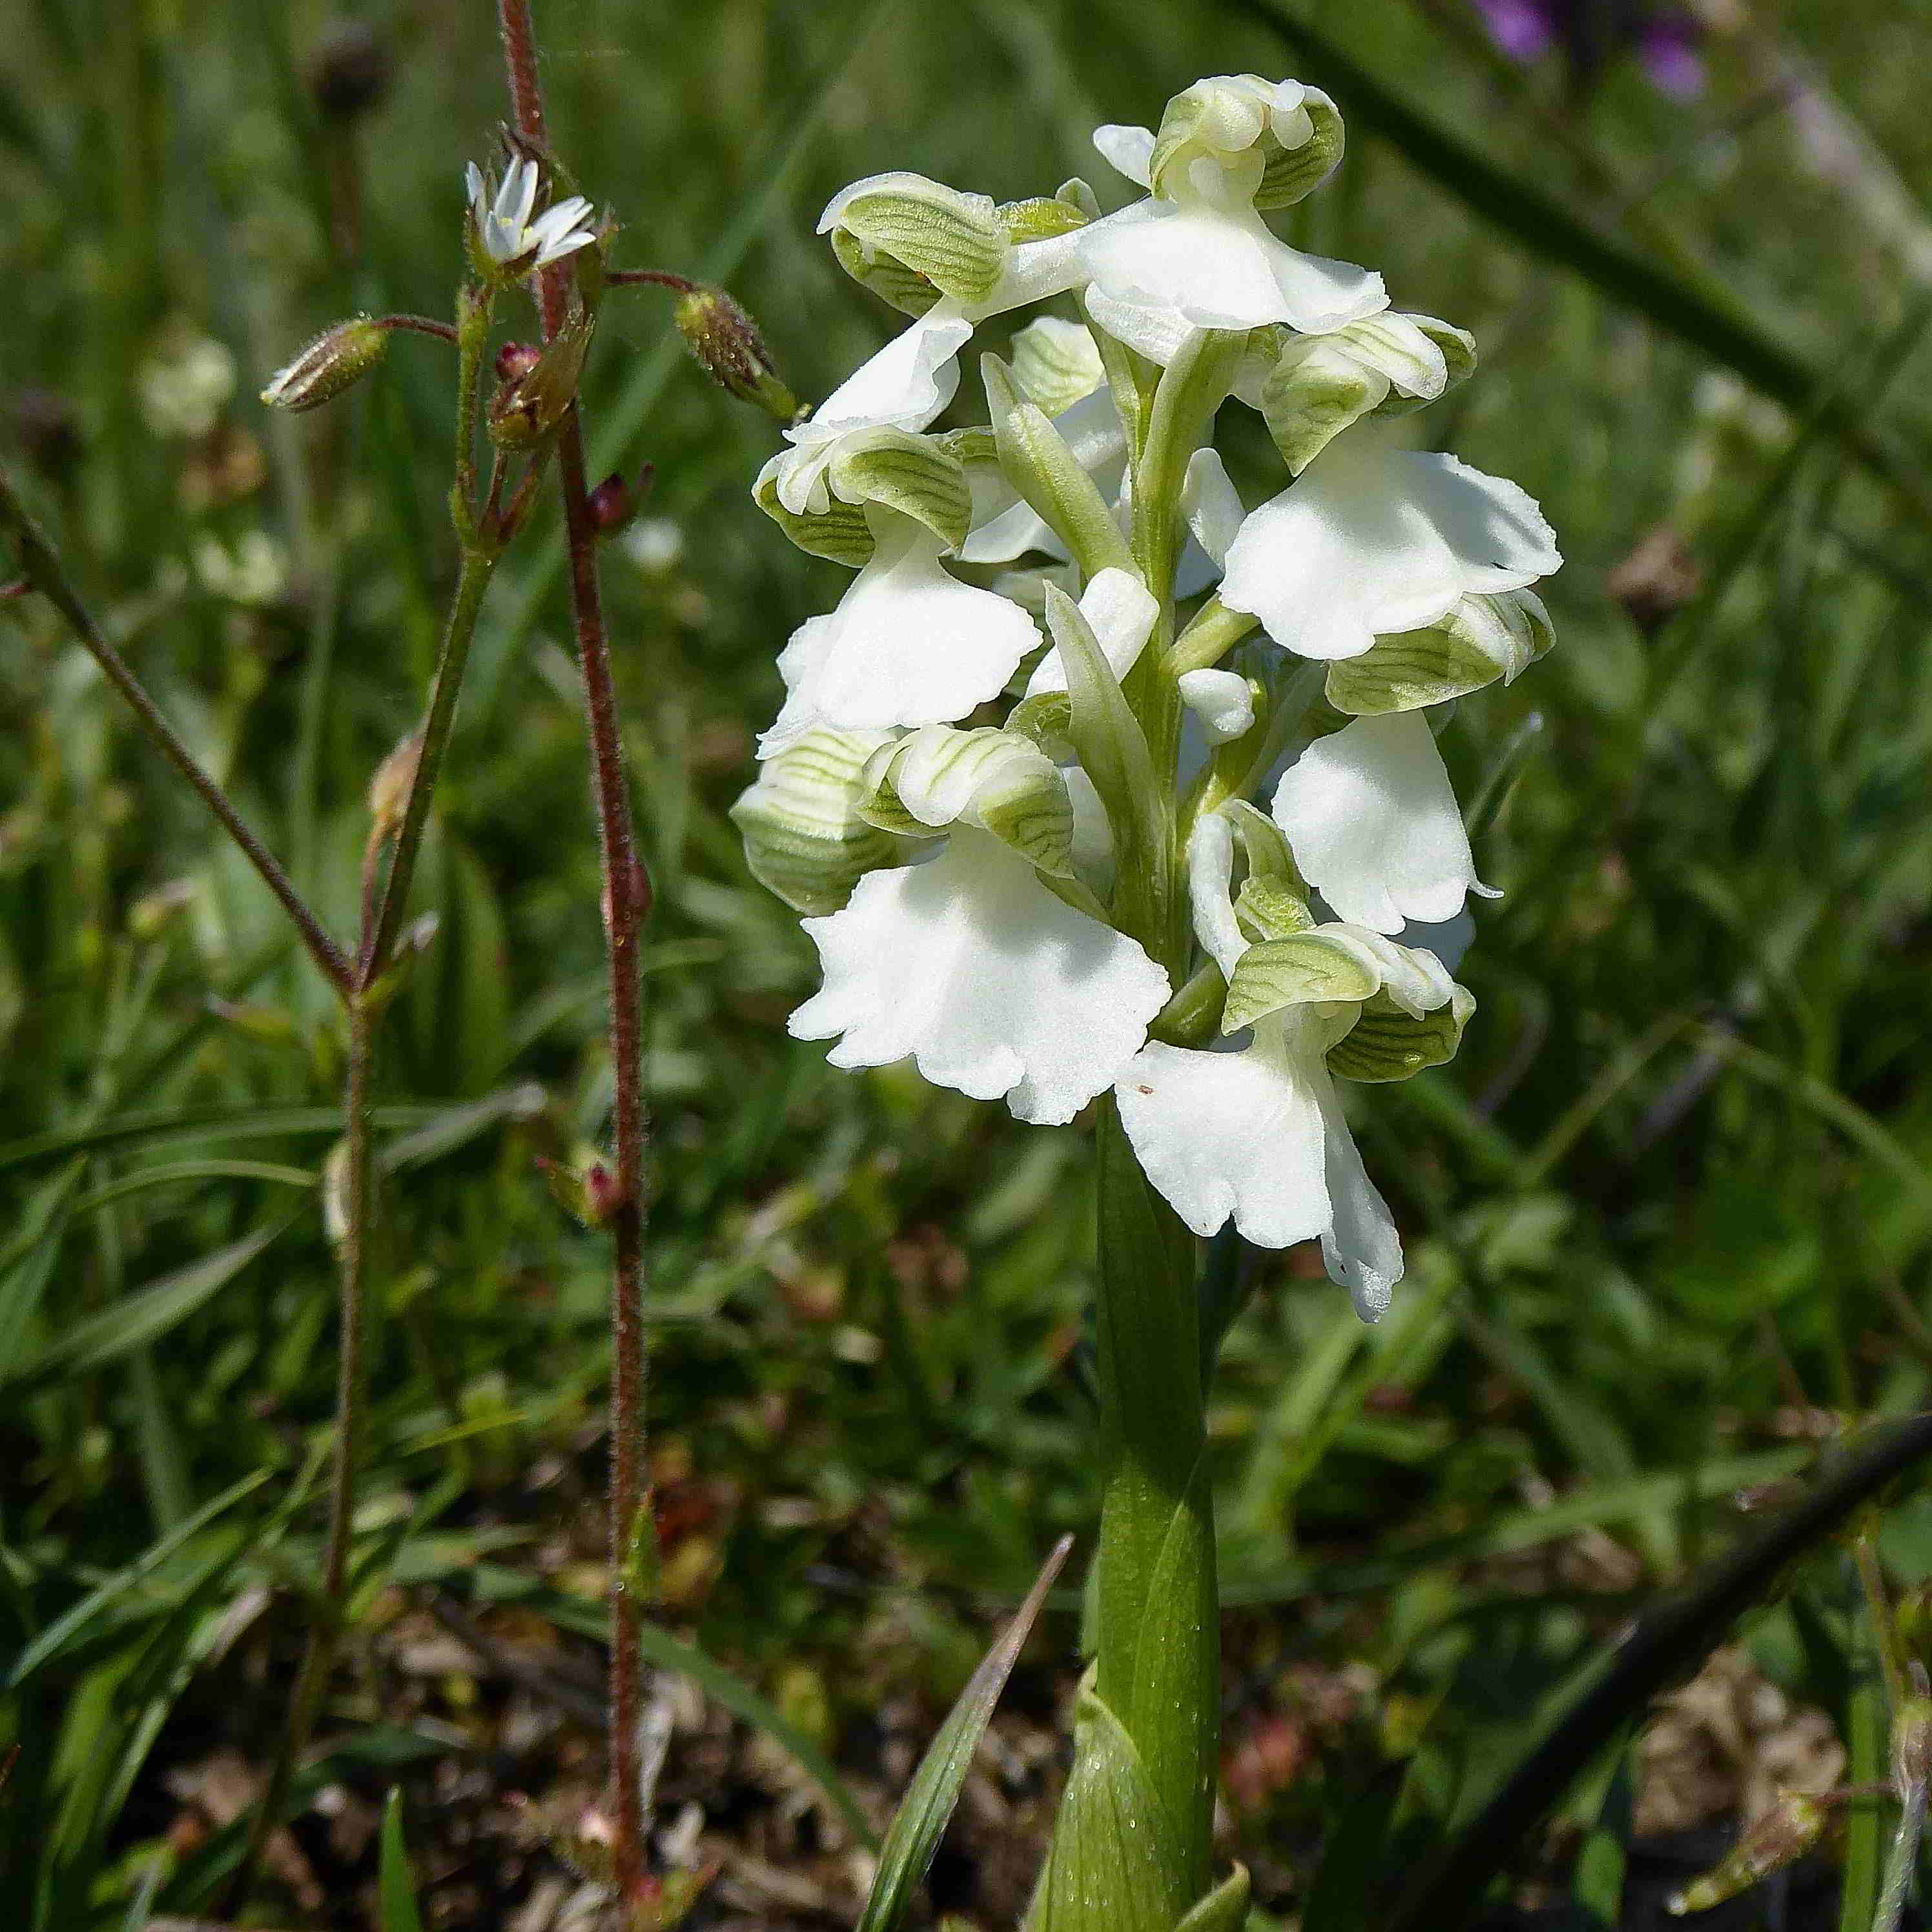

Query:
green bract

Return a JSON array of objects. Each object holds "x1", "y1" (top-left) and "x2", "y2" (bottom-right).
[
  {"x1": 729, "y1": 728, "x2": 901, "y2": 914},
  {"x1": 1325, "y1": 588, "x2": 1555, "y2": 714}
]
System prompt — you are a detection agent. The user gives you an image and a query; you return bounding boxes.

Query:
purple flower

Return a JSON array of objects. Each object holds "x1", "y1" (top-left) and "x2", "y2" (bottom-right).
[{"x1": 1469, "y1": 0, "x2": 1704, "y2": 96}]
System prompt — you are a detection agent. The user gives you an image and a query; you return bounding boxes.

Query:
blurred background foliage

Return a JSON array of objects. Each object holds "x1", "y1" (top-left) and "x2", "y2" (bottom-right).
[{"x1": 5, "y1": 0, "x2": 1932, "y2": 1926}]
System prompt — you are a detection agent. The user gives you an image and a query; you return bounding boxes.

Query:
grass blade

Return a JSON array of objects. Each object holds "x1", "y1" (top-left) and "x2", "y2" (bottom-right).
[
  {"x1": 1, "y1": 1219, "x2": 292, "y2": 1395},
  {"x1": 378, "y1": 1789, "x2": 427, "y2": 1932},
  {"x1": 856, "y1": 1534, "x2": 1073, "y2": 1931}
]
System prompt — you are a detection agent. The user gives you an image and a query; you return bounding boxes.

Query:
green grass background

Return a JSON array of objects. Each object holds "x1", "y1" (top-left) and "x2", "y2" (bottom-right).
[{"x1": 5, "y1": 0, "x2": 1932, "y2": 1924}]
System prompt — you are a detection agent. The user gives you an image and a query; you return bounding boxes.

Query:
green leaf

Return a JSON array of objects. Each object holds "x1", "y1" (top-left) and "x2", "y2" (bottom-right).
[
  {"x1": 1, "y1": 1220, "x2": 291, "y2": 1396},
  {"x1": 1229, "y1": 0, "x2": 1932, "y2": 533},
  {"x1": 1300, "y1": 1767, "x2": 1403, "y2": 1932},
  {"x1": 0, "y1": 1158, "x2": 81, "y2": 1379},
  {"x1": 378, "y1": 1789, "x2": 427, "y2": 1932},
  {"x1": 856, "y1": 1535, "x2": 1072, "y2": 1932},
  {"x1": 7, "y1": 1471, "x2": 271, "y2": 1688},
  {"x1": 1837, "y1": 1605, "x2": 1887, "y2": 1932},
  {"x1": 1033, "y1": 1682, "x2": 1184, "y2": 1932},
  {"x1": 1382, "y1": 1412, "x2": 1932, "y2": 1932},
  {"x1": 1173, "y1": 1864, "x2": 1250, "y2": 1932}
]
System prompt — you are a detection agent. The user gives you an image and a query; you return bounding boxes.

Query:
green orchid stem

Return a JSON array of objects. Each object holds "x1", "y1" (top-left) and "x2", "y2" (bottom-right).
[
  {"x1": 1168, "y1": 596, "x2": 1258, "y2": 677},
  {"x1": 1091, "y1": 1103, "x2": 1218, "y2": 1904},
  {"x1": 1057, "y1": 324, "x2": 1251, "y2": 1912}
]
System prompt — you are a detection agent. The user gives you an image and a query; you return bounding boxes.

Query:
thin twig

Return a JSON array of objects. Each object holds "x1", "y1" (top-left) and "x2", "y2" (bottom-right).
[
  {"x1": 498, "y1": 0, "x2": 654, "y2": 1904},
  {"x1": 0, "y1": 467, "x2": 352, "y2": 993}
]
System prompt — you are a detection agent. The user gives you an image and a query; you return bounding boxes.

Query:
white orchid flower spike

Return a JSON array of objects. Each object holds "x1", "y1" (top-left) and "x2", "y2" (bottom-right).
[
  {"x1": 788, "y1": 727, "x2": 1171, "y2": 1125},
  {"x1": 1078, "y1": 76, "x2": 1386, "y2": 362},
  {"x1": 1217, "y1": 419, "x2": 1562, "y2": 662},
  {"x1": 1272, "y1": 712, "x2": 1497, "y2": 935}
]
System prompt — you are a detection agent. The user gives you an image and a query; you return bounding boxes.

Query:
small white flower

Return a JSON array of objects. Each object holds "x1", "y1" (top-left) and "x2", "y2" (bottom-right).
[
  {"x1": 1022, "y1": 566, "x2": 1158, "y2": 700},
  {"x1": 1177, "y1": 668, "x2": 1255, "y2": 745},
  {"x1": 1272, "y1": 712, "x2": 1495, "y2": 936},
  {"x1": 1076, "y1": 82, "x2": 1385, "y2": 362},
  {"x1": 790, "y1": 826, "x2": 1170, "y2": 1125},
  {"x1": 1215, "y1": 422, "x2": 1561, "y2": 661},
  {"x1": 1112, "y1": 814, "x2": 1435, "y2": 1314},
  {"x1": 466, "y1": 158, "x2": 596, "y2": 272},
  {"x1": 757, "y1": 511, "x2": 1040, "y2": 755}
]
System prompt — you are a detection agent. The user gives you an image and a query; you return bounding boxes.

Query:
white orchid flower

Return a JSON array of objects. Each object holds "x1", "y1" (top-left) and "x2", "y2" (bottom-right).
[
  {"x1": 757, "y1": 509, "x2": 1040, "y2": 758},
  {"x1": 464, "y1": 159, "x2": 596, "y2": 273},
  {"x1": 1272, "y1": 712, "x2": 1495, "y2": 936},
  {"x1": 788, "y1": 728, "x2": 1171, "y2": 1125},
  {"x1": 1213, "y1": 420, "x2": 1562, "y2": 662},
  {"x1": 1115, "y1": 813, "x2": 1466, "y2": 1315},
  {"x1": 1076, "y1": 76, "x2": 1386, "y2": 364}
]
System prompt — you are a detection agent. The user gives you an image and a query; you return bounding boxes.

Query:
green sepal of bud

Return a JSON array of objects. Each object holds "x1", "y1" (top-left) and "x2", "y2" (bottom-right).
[
  {"x1": 367, "y1": 730, "x2": 422, "y2": 842},
  {"x1": 999, "y1": 194, "x2": 1089, "y2": 243},
  {"x1": 754, "y1": 429, "x2": 972, "y2": 564},
  {"x1": 1223, "y1": 929, "x2": 1381, "y2": 1033},
  {"x1": 1260, "y1": 313, "x2": 1476, "y2": 474},
  {"x1": 830, "y1": 432, "x2": 972, "y2": 550},
  {"x1": 1256, "y1": 88, "x2": 1344, "y2": 209},
  {"x1": 730, "y1": 728, "x2": 902, "y2": 914},
  {"x1": 857, "y1": 725, "x2": 1075, "y2": 876},
  {"x1": 1147, "y1": 76, "x2": 1344, "y2": 210},
  {"x1": 1237, "y1": 876, "x2": 1314, "y2": 945},
  {"x1": 821, "y1": 172, "x2": 1009, "y2": 308},
  {"x1": 1326, "y1": 590, "x2": 1554, "y2": 715},
  {"x1": 1665, "y1": 1790, "x2": 1829, "y2": 1917},
  {"x1": 260, "y1": 316, "x2": 388, "y2": 413},
  {"x1": 983, "y1": 352, "x2": 1135, "y2": 579},
  {"x1": 488, "y1": 311, "x2": 594, "y2": 449},
  {"x1": 830, "y1": 226, "x2": 942, "y2": 317},
  {"x1": 673, "y1": 286, "x2": 797, "y2": 422},
  {"x1": 1328, "y1": 984, "x2": 1474, "y2": 1083},
  {"x1": 1009, "y1": 316, "x2": 1106, "y2": 419},
  {"x1": 1007, "y1": 688, "x2": 1073, "y2": 752},
  {"x1": 752, "y1": 475, "x2": 873, "y2": 566}
]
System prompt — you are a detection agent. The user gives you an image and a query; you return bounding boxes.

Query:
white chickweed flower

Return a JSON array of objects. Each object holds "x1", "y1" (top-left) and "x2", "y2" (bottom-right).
[{"x1": 465, "y1": 158, "x2": 597, "y2": 274}]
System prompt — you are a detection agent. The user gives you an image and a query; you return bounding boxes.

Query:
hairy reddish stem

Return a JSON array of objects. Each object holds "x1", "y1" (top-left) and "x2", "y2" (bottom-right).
[{"x1": 497, "y1": 0, "x2": 653, "y2": 1905}]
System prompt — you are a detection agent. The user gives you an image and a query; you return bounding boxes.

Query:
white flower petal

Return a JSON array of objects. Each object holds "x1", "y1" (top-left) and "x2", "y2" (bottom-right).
[
  {"x1": 1178, "y1": 668, "x2": 1255, "y2": 745},
  {"x1": 1186, "y1": 811, "x2": 1248, "y2": 980},
  {"x1": 803, "y1": 304, "x2": 975, "y2": 442},
  {"x1": 758, "y1": 522, "x2": 1040, "y2": 754},
  {"x1": 1024, "y1": 564, "x2": 1156, "y2": 698},
  {"x1": 1117, "y1": 1030, "x2": 1331, "y2": 1248},
  {"x1": 790, "y1": 828, "x2": 1169, "y2": 1124},
  {"x1": 1316, "y1": 1082, "x2": 1404, "y2": 1320},
  {"x1": 1220, "y1": 439, "x2": 1559, "y2": 662},
  {"x1": 1064, "y1": 765, "x2": 1116, "y2": 899},
  {"x1": 1272, "y1": 712, "x2": 1483, "y2": 935},
  {"x1": 1094, "y1": 123, "x2": 1156, "y2": 187},
  {"x1": 1078, "y1": 199, "x2": 1385, "y2": 338},
  {"x1": 1403, "y1": 453, "x2": 1563, "y2": 592},
  {"x1": 1181, "y1": 447, "x2": 1246, "y2": 568}
]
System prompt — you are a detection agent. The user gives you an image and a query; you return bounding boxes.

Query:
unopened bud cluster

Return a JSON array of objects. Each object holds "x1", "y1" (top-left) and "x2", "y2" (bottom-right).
[{"x1": 735, "y1": 73, "x2": 1561, "y2": 1319}]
